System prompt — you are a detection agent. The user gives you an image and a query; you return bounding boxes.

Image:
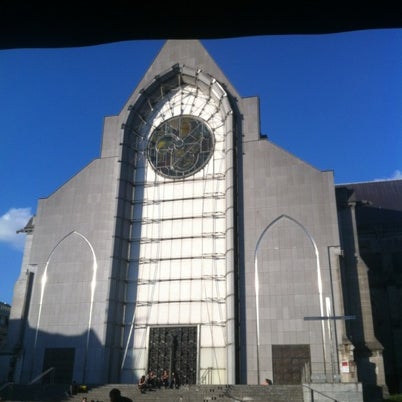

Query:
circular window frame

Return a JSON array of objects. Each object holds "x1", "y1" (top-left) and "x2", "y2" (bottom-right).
[{"x1": 147, "y1": 115, "x2": 215, "y2": 179}]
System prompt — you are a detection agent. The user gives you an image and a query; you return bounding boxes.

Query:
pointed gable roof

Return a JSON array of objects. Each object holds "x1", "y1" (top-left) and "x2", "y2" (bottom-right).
[{"x1": 119, "y1": 40, "x2": 241, "y2": 116}]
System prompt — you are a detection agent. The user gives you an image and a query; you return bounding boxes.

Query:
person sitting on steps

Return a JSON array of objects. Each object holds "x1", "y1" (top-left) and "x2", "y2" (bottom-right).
[
  {"x1": 138, "y1": 375, "x2": 147, "y2": 393},
  {"x1": 109, "y1": 388, "x2": 133, "y2": 402},
  {"x1": 161, "y1": 369, "x2": 170, "y2": 389}
]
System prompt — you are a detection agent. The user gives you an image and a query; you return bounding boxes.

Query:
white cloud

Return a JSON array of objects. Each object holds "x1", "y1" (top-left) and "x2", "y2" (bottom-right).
[
  {"x1": 0, "y1": 208, "x2": 32, "y2": 251},
  {"x1": 374, "y1": 170, "x2": 402, "y2": 181},
  {"x1": 390, "y1": 170, "x2": 402, "y2": 180}
]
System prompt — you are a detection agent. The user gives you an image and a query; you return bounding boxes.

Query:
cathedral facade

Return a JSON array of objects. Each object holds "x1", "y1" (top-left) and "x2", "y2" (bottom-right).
[{"x1": 0, "y1": 40, "x2": 388, "y2": 396}]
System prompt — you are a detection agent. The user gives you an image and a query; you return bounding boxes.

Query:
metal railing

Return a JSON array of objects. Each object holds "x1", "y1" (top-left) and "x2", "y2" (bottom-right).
[
  {"x1": 303, "y1": 384, "x2": 340, "y2": 402},
  {"x1": 200, "y1": 367, "x2": 213, "y2": 384},
  {"x1": 28, "y1": 366, "x2": 55, "y2": 385},
  {"x1": 0, "y1": 382, "x2": 13, "y2": 392},
  {"x1": 302, "y1": 362, "x2": 341, "y2": 384}
]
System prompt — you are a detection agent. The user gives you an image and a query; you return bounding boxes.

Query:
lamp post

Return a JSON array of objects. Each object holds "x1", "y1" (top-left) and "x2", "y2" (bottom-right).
[
  {"x1": 327, "y1": 245, "x2": 342, "y2": 380},
  {"x1": 254, "y1": 233, "x2": 262, "y2": 385},
  {"x1": 304, "y1": 246, "x2": 356, "y2": 383}
]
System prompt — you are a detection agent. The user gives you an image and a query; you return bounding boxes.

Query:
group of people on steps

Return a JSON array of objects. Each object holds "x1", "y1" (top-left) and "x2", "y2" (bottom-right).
[{"x1": 138, "y1": 369, "x2": 181, "y2": 393}]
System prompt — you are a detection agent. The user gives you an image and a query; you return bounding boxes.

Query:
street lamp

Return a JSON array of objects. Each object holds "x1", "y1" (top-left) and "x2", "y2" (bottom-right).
[{"x1": 327, "y1": 245, "x2": 342, "y2": 381}]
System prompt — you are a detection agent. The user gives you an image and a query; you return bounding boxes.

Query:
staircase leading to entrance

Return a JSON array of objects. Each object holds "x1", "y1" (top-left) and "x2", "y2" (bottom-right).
[{"x1": 0, "y1": 384, "x2": 304, "y2": 402}]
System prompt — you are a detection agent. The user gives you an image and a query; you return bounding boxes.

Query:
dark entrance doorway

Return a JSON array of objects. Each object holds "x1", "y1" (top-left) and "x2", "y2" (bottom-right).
[
  {"x1": 42, "y1": 348, "x2": 75, "y2": 383},
  {"x1": 272, "y1": 344, "x2": 311, "y2": 384},
  {"x1": 148, "y1": 326, "x2": 197, "y2": 385}
]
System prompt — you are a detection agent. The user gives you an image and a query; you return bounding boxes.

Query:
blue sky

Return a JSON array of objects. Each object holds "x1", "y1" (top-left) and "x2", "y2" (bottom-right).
[{"x1": 1, "y1": 31, "x2": 402, "y2": 305}]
